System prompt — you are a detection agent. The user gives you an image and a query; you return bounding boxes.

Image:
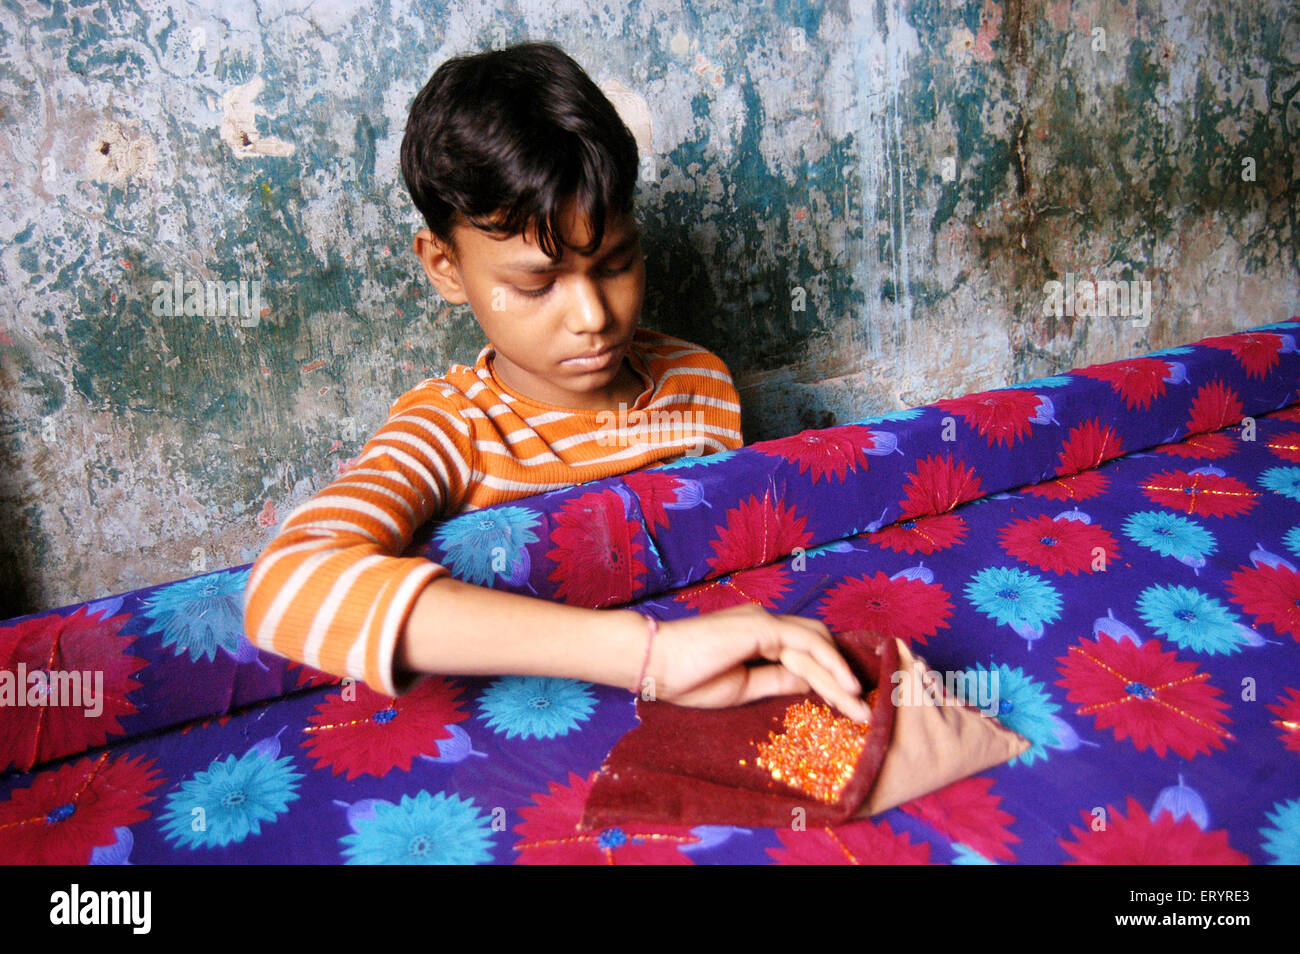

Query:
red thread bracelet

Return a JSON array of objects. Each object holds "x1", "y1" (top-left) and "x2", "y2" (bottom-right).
[{"x1": 634, "y1": 613, "x2": 658, "y2": 696}]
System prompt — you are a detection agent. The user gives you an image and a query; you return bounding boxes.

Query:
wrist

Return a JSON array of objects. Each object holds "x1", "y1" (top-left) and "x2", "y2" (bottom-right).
[{"x1": 631, "y1": 612, "x2": 658, "y2": 697}]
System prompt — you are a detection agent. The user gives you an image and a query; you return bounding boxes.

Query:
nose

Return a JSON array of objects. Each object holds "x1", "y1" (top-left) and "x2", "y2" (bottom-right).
[{"x1": 563, "y1": 275, "x2": 611, "y2": 336}]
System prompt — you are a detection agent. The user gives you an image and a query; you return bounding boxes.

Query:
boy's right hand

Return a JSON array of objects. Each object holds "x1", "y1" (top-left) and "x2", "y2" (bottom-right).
[{"x1": 643, "y1": 603, "x2": 873, "y2": 724}]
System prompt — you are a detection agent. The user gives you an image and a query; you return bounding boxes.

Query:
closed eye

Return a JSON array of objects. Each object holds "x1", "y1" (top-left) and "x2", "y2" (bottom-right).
[
  {"x1": 512, "y1": 282, "x2": 554, "y2": 298},
  {"x1": 509, "y1": 251, "x2": 639, "y2": 298},
  {"x1": 599, "y1": 257, "x2": 638, "y2": 277}
]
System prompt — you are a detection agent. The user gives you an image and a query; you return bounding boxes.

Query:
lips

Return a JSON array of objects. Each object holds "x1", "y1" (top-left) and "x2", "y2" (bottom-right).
[{"x1": 563, "y1": 343, "x2": 622, "y2": 366}]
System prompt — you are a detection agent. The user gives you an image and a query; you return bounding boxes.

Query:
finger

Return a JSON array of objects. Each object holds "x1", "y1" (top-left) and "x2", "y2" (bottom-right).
[
  {"x1": 773, "y1": 621, "x2": 862, "y2": 696},
  {"x1": 733, "y1": 663, "x2": 811, "y2": 705},
  {"x1": 673, "y1": 664, "x2": 808, "y2": 709},
  {"x1": 777, "y1": 612, "x2": 836, "y2": 645},
  {"x1": 778, "y1": 648, "x2": 872, "y2": 724}
]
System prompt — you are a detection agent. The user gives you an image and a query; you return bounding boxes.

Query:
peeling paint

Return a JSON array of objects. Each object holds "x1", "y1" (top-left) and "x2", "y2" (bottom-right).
[
  {"x1": 219, "y1": 77, "x2": 295, "y2": 158},
  {"x1": 0, "y1": 0, "x2": 1296, "y2": 618},
  {"x1": 83, "y1": 120, "x2": 158, "y2": 186},
  {"x1": 599, "y1": 79, "x2": 653, "y2": 155}
]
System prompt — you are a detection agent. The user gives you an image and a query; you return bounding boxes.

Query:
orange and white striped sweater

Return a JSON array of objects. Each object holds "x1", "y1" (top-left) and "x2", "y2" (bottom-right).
[{"x1": 242, "y1": 328, "x2": 744, "y2": 695}]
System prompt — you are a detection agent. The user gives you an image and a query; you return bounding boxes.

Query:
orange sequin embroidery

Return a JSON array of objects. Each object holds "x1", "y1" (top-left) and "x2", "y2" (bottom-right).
[{"x1": 753, "y1": 700, "x2": 870, "y2": 803}]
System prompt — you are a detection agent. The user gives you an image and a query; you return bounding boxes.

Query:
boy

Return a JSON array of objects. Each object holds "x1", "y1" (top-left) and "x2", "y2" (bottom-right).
[{"x1": 243, "y1": 42, "x2": 869, "y2": 723}]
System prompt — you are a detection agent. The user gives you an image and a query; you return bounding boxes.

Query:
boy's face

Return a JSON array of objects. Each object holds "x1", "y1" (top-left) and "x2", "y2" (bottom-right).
[{"x1": 414, "y1": 201, "x2": 646, "y2": 411}]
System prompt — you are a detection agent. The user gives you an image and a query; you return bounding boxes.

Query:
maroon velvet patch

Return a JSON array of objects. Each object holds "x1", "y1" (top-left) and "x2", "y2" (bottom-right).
[{"x1": 581, "y1": 630, "x2": 898, "y2": 829}]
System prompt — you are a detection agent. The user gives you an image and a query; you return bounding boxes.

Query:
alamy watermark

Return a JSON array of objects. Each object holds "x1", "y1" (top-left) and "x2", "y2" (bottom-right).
[
  {"x1": 50, "y1": 884, "x2": 150, "y2": 934},
  {"x1": 594, "y1": 403, "x2": 710, "y2": 456},
  {"x1": 152, "y1": 272, "x2": 264, "y2": 326},
  {"x1": 891, "y1": 665, "x2": 1000, "y2": 717},
  {"x1": 1043, "y1": 271, "x2": 1151, "y2": 328},
  {"x1": 0, "y1": 664, "x2": 104, "y2": 717}
]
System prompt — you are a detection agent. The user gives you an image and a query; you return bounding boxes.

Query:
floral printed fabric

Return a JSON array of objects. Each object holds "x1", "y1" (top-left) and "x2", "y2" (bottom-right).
[{"x1": 2, "y1": 320, "x2": 1300, "y2": 863}]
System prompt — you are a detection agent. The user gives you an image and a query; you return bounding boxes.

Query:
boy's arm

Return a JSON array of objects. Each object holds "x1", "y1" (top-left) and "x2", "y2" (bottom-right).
[
  {"x1": 246, "y1": 379, "x2": 869, "y2": 720},
  {"x1": 398, "y1": 576, "x2": 872, "y2": 722},
  {"x1": 243, "y1": 387, "x2": 470, "y2": 695}
]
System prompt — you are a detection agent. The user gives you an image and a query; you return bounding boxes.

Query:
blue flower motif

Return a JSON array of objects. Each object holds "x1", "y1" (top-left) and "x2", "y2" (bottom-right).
[
  {"x1": 655, "y1": 449, "x2": 738, "y2": 471},
  {"x1": 950, "y1": 843, "x2": 997, "y2": 864},
  {"x1": 999, "y1": 375, "x2": 1073, "y2": 390},
  {"x1": 1135, "y1": 584, "x2": 1247, "y2": 654},
  {"x1": 1123, "y1": 511, "x2": 1216, "y2": 562},
  {"x1": 433, "y1": 505, "x2": 540, "y2": 587},
  {"x1": 1145, "y1": 346, "x2": 1195, "y2": 357},
  {"x1": 966, "y1": 663, "x2": 1060, "y2": 765},
  {"x1": 340, "y1": 791, "x2": 494, "y2": 865},
  {"x1": 477, "y1": 676, "x2": 596, "y2": 740},
  {"x1": 1260, "y1": 798, "x2": 1300, "y2": 864},
  {"x1": 159, "y1": 748, "x2": 302, "y2": 849},
  {"x1": 965, "y1": 567, "x2": 1062, "y2": 631},
  {"x1": 846, "y1": 407, "x2": 925, "y2": 426},
  {"x1": 139, "y1": 567, "x2": 256, "y2": 662},
  {"x1": 1260, "y1": 467, "x2": 1300, "y2": 501},
  {"x1": 1284, "y1": 525, "x2": 1300, "y2": 560}
]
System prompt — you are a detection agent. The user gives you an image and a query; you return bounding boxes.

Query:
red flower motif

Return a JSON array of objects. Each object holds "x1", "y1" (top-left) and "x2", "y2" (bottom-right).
[
  {"x1": 768, "y1": 818, "x2": 931, "y2": 864},
  {"x1": 1267, "y1": 431, "x2": 1300, "y2": 463},
  {"x1": 1074, "y1": 357, "x2": 1177, "y2": 410},
  {"x1": 0, "y1": 607, "x2": 146, "y2": 774},
  {"x1": 816, "y1": 571, "x2": 953, "y2": 646},
  {"x1": 1028, "y1": 418, "x2": 1126, "y2": 489},
  {"x1": 1268, "y1": 406, "x2": 1300, "y2": 423},
  {"x1": 998, "y1": 515, "x2": 1117, "y2": 575},
  {"x1": 179, "y1": 714, "x2": 232, "y2": 735},
  {"x1": 1267, "y1": 687, "x2": 1300, "y2": 755},
  {"x1": 1156, "y1": 380, "x2": 1244, "y2": 459},
  {"x1": 1156, "y1": 431, "x2": 1237, "y2": 460},
  {"x1": 547, "y1": 490, "x2": 647, "y2": 607},
  {"x1": 900, "y1": 775, "x2": 1020, "y2": 862},
  {"x1": 673, "y1": 565, "x2": 792, "y2": 613},
  {"x1": 1200, "y1": 332, "x2": 1286, "y2": 379},
  {"x1": 1140, "y1": 469, "x2": 1259, "y2": 518},
  {"x1": 899, "y1": 454, "x2": 983, "y2": 519},
  {"x1": 301, "y1": 677, "x2": 468, "y2": 780},
  {"x1": 289, "y1": 661, "x2": 342, "y2": 690},
  {"x1": 1059, "y1": 796, "x2": 1249, "y2": 864},
  {"x1": 1056, "y1": 636, "x2": 1233, "y2": 759},
  {"x1": 1226, "y1": 564, "x2": 1300, "y2": 641},
  {"x1": 753, "y1": 425, "x2": 881, "y2": 482},
  {"x1": 869, "y1": 513, "x2": 967, "y2": 554},
  {"x1": 705, "y1": 493, "x2": 814, "y2": 575},
  {"x1": 934, "y1": 389, "x2": 1046, "y2": 449},
  {"x1": 1022, "y1": 470, "x2": 1110, "y2": 501},
  {"x1": 621, "y1": 470, "x2": 688, "y2": 534},
  {"x1": 1054, "y1": 418, "x2": 1125, "y2": 475},
  {"x1": 514, "y1": 772, "x2": 699, "y2": 864},
  {"x1": 0, "y1": 753, "x2": 163, "y2": 864},
  {"x1": 1187, "y1": 379, "x2": 1245, "y2": 433}
]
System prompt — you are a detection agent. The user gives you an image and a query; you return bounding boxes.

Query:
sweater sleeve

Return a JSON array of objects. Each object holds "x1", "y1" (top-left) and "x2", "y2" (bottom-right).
[{"x1": 242, "y1": 386, "x2": 477, "y2": 696}]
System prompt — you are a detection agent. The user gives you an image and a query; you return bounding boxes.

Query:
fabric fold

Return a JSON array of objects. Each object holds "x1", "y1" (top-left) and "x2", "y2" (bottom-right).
[
  {"x1": 3, "y1": 319, "x2": 1297, "y2": 775},
  {"x1": 579, "y1": 635, "x2": 1031, "y2": 829},
  {"x1": 421, "y1": 321, "x2": 1300, "y2": 608}
]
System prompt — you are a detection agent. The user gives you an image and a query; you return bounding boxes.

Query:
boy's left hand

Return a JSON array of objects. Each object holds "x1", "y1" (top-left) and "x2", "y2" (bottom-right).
[{"x1": 643, "y1": 603, "x2": 872, "y2": 723}]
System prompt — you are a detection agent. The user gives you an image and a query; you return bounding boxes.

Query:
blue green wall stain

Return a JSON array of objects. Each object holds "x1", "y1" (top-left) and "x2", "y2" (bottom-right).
[{"x1": 0, "y1": 0, "x2": 1296, "y2": 615}]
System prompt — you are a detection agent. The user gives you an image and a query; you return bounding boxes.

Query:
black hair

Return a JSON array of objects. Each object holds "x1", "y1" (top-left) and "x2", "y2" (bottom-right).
[{"x1": 400, "y1": 42, "x2": 640, "y2": 261}]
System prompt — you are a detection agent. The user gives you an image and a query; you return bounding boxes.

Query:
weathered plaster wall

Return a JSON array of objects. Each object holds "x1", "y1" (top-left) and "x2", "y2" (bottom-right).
[{"x1": 0, "y1": 0, "x2": 1297, "y2": 616}]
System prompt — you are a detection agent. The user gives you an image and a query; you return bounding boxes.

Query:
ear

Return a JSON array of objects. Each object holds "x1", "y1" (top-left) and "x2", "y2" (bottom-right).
[{"x1": 413, "y1": 229, "x2": 469, "y2": 305}]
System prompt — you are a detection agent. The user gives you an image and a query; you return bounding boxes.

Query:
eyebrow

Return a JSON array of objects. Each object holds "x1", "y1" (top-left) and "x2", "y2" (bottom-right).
[{"x1": 500, "y1": 229, "x2": 641, "y2": 274}]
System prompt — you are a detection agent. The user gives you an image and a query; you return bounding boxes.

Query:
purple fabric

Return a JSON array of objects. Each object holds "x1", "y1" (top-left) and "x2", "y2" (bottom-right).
[{"x1": 3, "y1": 320, "x2": 1299, "y2": 864}]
